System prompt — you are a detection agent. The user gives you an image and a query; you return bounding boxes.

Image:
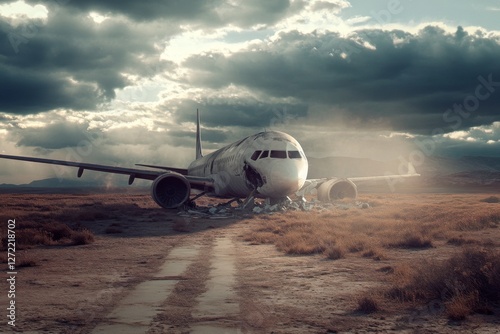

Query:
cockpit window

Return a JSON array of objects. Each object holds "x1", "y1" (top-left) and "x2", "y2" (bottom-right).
[
  {"x1": 255, "y1": 150, "x2": 303, "y2": 160},
  {"x1": 270, "y1": 150, "x2": 287, "y2": 159},
  {"x1": 251, "y1": 150, "x2": 262, "y2": 161},
  {"x1": 288, "y1": 151, "x2": 302, "y2": 159}
]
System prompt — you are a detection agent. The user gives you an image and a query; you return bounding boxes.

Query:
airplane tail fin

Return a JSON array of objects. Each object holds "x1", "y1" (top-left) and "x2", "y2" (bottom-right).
[{"x1": 196, "y1": 109, "x2": 203, "y2": 160}]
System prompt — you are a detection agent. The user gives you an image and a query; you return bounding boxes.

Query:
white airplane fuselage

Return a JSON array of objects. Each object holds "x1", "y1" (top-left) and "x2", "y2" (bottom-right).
[
  {"x1": 187, "y1": 131, "x2": 308, "y2": 199},
  {"x1": 0, "y1": 111, "x2": 420, "y2": 210}
]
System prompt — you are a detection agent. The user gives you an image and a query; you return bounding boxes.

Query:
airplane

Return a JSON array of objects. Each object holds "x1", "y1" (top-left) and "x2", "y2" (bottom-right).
[{"x1": 0, "y1": 110, "x2": 419, "y2": 209}]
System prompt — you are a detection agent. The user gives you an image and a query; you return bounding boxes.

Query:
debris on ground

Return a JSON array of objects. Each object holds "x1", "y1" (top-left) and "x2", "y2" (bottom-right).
[{"x1": 178, "y1": 197, "x2": 370, "y2": 219}]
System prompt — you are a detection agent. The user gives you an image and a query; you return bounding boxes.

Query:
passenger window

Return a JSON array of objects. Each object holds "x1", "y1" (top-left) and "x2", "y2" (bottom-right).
[
  {"x1": 260, "y1": 150, "x2": 269, "y2": 159},
  {"x1": 270, "y1": 150, "x2": 287, "y2": 159},
  {"x1": 288, "y1": 151, "x2": 302, "y2": 159},
  {"x1": 251, "y1": 150, "x2": 262, "y2": 161}
]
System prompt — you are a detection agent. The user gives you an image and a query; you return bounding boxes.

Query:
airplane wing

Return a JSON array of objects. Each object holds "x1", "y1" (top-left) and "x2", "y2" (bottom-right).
[
  {"x1": 306, "y1": 163, "x2": 420, "y2": 184},
  {"x1": 0, "y1": 154, "x2": 213, "y2": 189},
  {"x1": 348, "y1": 162, "x2": 420, "y2": 183},
  {"x1": 135, "y1": 163, "x2": 188, "y2": 175},
  {"x1": 298, "y1": 163, "x2": 420, "y2": 198}
]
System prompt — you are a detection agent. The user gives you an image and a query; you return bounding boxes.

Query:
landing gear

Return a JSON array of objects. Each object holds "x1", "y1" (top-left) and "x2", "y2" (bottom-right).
[
  {"x1": 241, "y1": 189, "x2": 257, "y2": 211},
  {"x1": 190, "y1": 191, "x2": 207, "y2": 203},
  {"x1": 267, "y1": 196, "x2": 293, "y2": 207},
  {"x1": 181, "y1": 191, "x2": 207, "y2": 210}
]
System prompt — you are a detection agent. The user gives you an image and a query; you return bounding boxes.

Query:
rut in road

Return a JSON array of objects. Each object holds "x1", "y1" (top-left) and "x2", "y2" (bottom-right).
[
  {"x1": 91, "y1": 235, "x2": 244, "y2": 333},
  {"x1": 91, "y1": 243, "x2": 201, "y2": 334}
]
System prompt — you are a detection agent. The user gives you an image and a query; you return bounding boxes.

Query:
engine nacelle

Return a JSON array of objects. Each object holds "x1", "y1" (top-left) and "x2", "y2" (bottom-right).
[
  {"x1": 317, "y1": 178, "x2": 357, "y2": 202},
  {"x1": 151, "y1": 173, "x2": 191, "y2": 209}
]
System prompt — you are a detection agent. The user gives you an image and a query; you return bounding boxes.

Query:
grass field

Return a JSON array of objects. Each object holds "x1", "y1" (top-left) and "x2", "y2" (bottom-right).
[
  {"x1": 243, "y1": 193, "x2": 500, "y2": 320},
  {"x1": 1, "y1": 191, "x2": 499, "y2": 327}
]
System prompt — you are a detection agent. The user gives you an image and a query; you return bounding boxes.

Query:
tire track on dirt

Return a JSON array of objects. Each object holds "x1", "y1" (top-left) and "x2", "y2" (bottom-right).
[
  {"x1": 91, "y1": 243, "x2": 201, "y2": 334},
  {"x1": 148, "y1": 233, "x2": 244, "y2": 333},
  {"x1": 190, "y1": 236, "x2": 241, "y2": 333}
]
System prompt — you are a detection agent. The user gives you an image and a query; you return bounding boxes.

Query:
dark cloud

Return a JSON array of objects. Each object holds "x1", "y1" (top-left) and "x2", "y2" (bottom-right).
[
  {"x1": 0, "y1": 0, "x2": 299, "y2": 115},
  {"x1": 0, "y1": 6, "x2": 176, "y2": 114},
  {"x1": 168, "y1": 128, "x2": 228, "y2": 144},
  {"x1": 24, "y1": 0, "x2": 298, "y2": 27},
  {"x1": 168, "y1": 96, "x2": 308, "y2": 129},
  {"x1": 41, "y1": 0, "x2": 221, "y2": 22},
  {"x1": 184, "y1": 26, "x2": 500, "y2": 134},
  {"x1": 433, "y1": 139, "x2": 500, "y2": 158},
  {"x1": 216, "y1": 0, "x2": 298, "y2": 28},
  {"x1": 12, "y1": 122, "x2": 102, "y2": 149}
]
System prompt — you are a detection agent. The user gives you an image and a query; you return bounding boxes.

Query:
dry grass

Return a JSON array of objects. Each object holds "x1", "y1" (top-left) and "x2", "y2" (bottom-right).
[
  {"x1": 387, "y1": 247, "x2": 500, "y2": 320},
  {"x1": 324, "y1": 244, "x2": 346, "y2": 260},
  {"x1": 387, "y1": 233, "x2": 433, "y2": 249},
  {"x1": 0, "y1": 193, "x2": 163, "y2": 248},
  {"x1": 71, "y1": 229, "x2": 95, "y2": 245},
  {"x1": 447, "y1": 236, "x2": 480, "y2": 246},
  {"x1": 0, "y1": 194, "x2": 134, "y2": 249},
  {"x1": 356, "y1": 296, "x2": 380, "y2": 314},
  {"x1": 243, "y1": 194, "x2": 500, "y2": 262},
  {"x1": 0, "y1": 221, "x2": 96, "y2": 249},
  {"x1": 242, "y1": 193, "x2": 500, "y2": 321},
  {"x1": 362, "y1": 247, "x2": 387, "y2": 261}
]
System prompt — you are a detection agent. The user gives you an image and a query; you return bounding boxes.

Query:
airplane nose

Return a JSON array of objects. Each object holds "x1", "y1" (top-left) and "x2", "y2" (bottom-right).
[{"x1": 266, "y1": 160, "x2": 307, "y2": 197}]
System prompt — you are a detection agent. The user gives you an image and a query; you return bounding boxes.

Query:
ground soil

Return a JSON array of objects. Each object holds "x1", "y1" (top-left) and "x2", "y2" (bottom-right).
[{"x1": 0, "y1": 192, "x2": 499, "y2": 333}]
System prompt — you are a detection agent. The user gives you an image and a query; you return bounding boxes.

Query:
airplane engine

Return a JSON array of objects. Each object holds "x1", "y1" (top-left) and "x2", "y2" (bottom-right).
[
  {"x1": 151, "y1": 173, "x2": 191, "y2": 209},
  {"x1": 317, "y1": 178, "x2": 357, "y2": 202}
]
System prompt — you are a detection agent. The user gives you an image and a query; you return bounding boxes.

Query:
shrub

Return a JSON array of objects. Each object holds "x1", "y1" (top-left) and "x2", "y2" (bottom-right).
[
  {"x1": 479, "y1": 196, "x2": 499, "y2": 203},
  {"x1": 45, "y1": 223, "x2": 72, "y2": 241},
  {"x1": 389, "y1": 233, "x2": 433, "y2": 249},
  {"x1": 71, "y1": 230, "x2": 95, "y2": 245},
  {"x1": 446, "y1": 293, "x2": 477, "y2": 321},
  {"x1": 362, "y1": 248, "x2": 387, "y2": 261},
  {"x1": 387, "y1": 248, "x2": 500, "y2": 319},
  {"x1": 16, "y1": 229, "x2": 53, "y2": 249},
  {"x1": 324, "y1": 245, "x2": 346, "y2": 260},
  {"x1": 356, "y1": 296, "x2": 379, "y2": 314}
]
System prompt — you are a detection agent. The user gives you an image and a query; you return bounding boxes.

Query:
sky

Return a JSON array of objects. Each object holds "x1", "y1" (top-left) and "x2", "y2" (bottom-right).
[{"x1": 0, "y1": 0, "x2": 499, "y2": 184}]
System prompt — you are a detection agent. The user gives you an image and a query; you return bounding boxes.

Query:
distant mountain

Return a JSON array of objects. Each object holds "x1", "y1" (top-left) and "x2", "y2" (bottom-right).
[
  {"x1": 307, "y1": 155, "x2": 500, "y2": 189},
  {"x1": 0, "y1": 177, "x2": 150, "y2": 194},
  {"x1": 417, "y1": 156, "x2": 500, "y2": 177},
  {"x1": 0, "y1": 177, "x2": 131, "y2": 188},
  {"x1": 0, "y1": 177, "x2": 106, "y2": 188}
]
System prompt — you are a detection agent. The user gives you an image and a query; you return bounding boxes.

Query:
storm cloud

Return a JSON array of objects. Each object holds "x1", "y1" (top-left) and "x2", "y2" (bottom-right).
[
  {"x1": 183, "y1": 26, "x2": 500, "y2": 134},
  {"x1": 13, "y1": 121, "x2": 99, "y2": 149},
  {"x1": 0, "y1": 5, "x2": 176, "y2": 114},
  {"x1": 23, "y1": 0, "x2": 300, "y2": 27}
]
